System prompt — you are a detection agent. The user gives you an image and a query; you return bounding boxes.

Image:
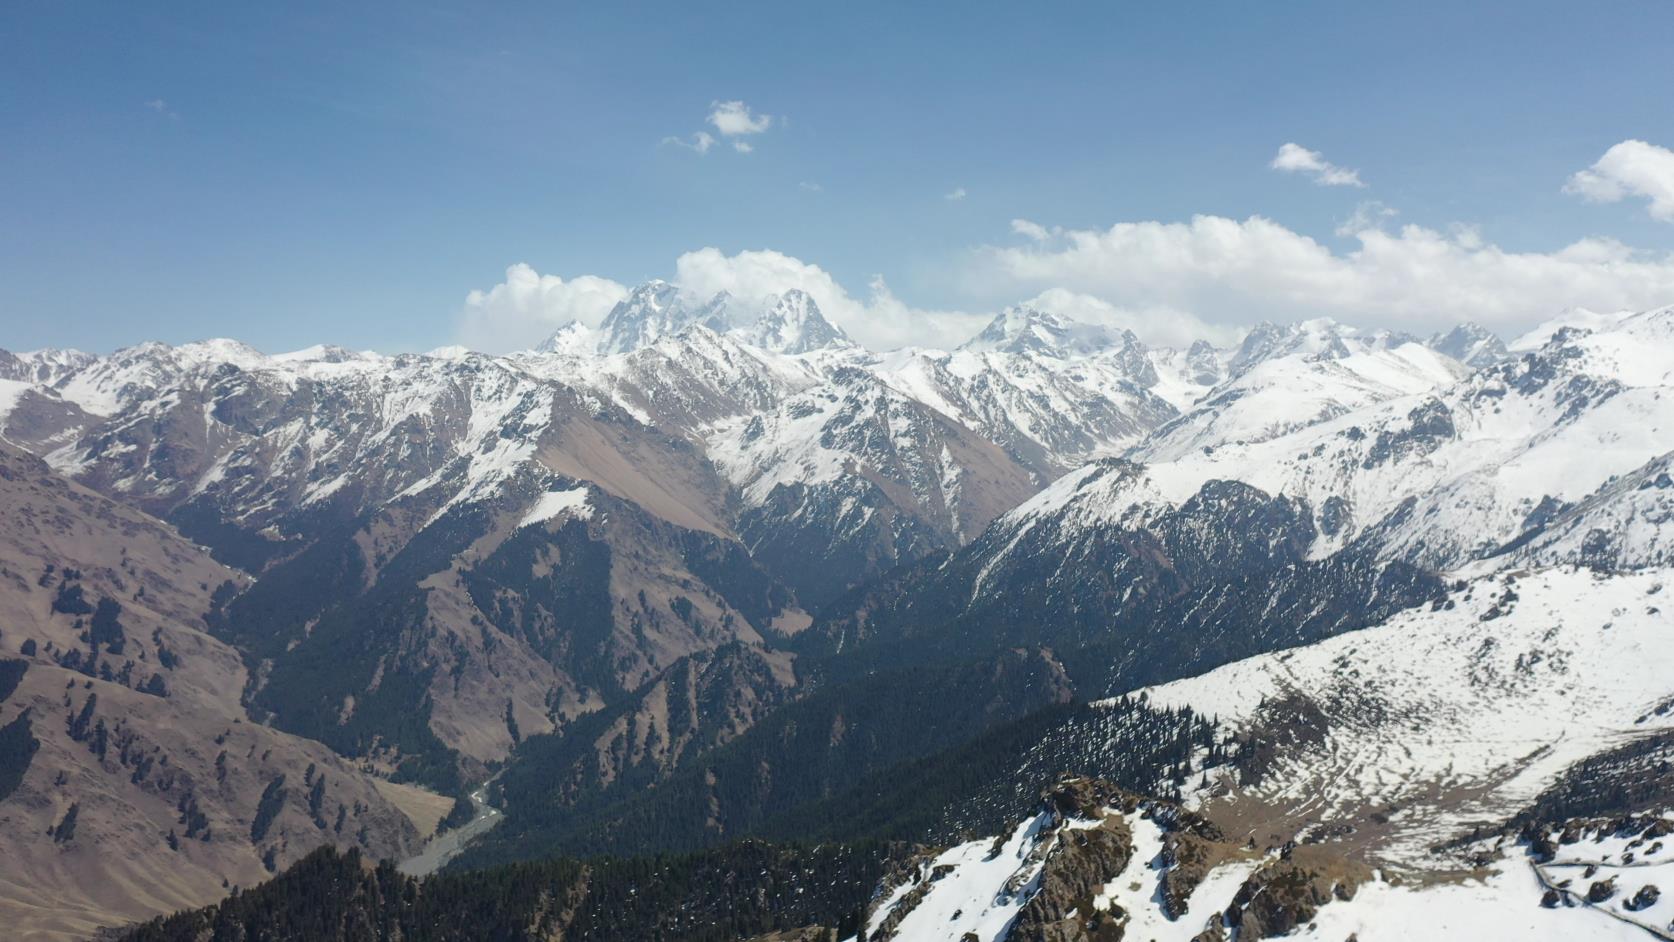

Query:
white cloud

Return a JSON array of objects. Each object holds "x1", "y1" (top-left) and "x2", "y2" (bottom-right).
[
  {"x1": 144, "y1": 98, "x2": 180, "y2": 120},
  {"x1": 798, "y1": 181, "x2": 823, "y2": 192},
  {"x1": 1023, "y1": 288, "x2": 1241, "y2": 348},
  {"x1": 672, "y1": 247, "x2": 984, "y2": 349},
  {"x1": 457, "y1": 264, "x2": 628, "y2": 353},
  {"x1": 665, "y1": 101, "x2": 773, "y2": 156},
  {"x1": 661, "y1": 131, "x2": 716, "y2": 155},
  {"x1": 1271, "y1": 142, "x2": 1365, "y2": 187},
  {"x1": 985, "y1": 213, "x2": 1674, "y2": 334},
  {"x1": 945, "y1": 187, "x2": 968, "y2": 201},
  {"x1": 708, "y1": 100, "x2": 772, "y2": 137},
  {"x1": 459, "y1": 205, "x2": 1674, "y2": 355},
  {"x1": 1565, "y1": 139, "x2": 1674, "y2": 222}
]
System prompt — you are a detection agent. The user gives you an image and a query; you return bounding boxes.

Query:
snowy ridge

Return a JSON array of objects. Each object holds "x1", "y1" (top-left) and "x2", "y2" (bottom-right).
[
  {"x1": 1141, "y1": 566, "x2": 1674, "y2": 871},
  {"x1": 990, "y1": 307, "x2": 1674, "y2": 575},
  {"x1": 1504, "y1": 450, "x2": 1674, "y2": 571},
  {"x1": 870, "y1": 347, "x2": 1177, "y2": 478},
  {"x1": 853, "y1": 778, "x2": 1667, "y2": 942},
  {"x1": 958, "y1": 305, "x2": 1139, "y2": 359},
  {"x1": 1137, "y1": 340, "x2": 1467, "y2": 464}
]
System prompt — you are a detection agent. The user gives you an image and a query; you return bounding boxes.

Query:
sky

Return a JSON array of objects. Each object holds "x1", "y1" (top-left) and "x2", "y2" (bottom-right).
[{"x1": 4, "y1": 1, "x2": 1674, "y2": 353}]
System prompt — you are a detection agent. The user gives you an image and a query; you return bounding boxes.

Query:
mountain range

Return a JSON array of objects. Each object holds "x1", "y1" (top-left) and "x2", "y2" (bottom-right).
[{"x1": 3, "y1": 288, "x2": 1672, "y2": 940}]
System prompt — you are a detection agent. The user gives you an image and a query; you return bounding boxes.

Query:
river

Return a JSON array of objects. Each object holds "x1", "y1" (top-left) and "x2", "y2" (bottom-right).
[{"x1": 396, "y1": 781, "x2": 504, "y2": 877}]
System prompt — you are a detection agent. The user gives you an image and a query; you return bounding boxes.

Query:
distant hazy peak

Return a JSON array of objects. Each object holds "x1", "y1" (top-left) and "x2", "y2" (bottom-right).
[
  {"x1": 1425, "y1": 322, "x2": 1509, "y2": 368},
  {"x1": 959, "y1": 305, "x2": 1139, "y2": 359}
]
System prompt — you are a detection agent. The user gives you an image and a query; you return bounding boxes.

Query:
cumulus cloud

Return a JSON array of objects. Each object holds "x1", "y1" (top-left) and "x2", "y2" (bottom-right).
[
  {"x1": 708, "y1": 100, "x2": 773, "y2": 137},
  {"x1": 1565, "y1": 139, "x2": 1674, "y2": 222},
  {"x1": 672, "y1": 247, "x2": 985, "y2": 349},
  {"x1": 665, "y1": 100, "x2": 773, "y2": 156},
  {"x1": 460, "y1": 206, "x2": 1674, "y2": 354},
  {"x1": 985, "y1": 213, "x2": 1674, "y2": 334},
  {"x1": 945, "y1": 187, "x2": 968, "y2": 201},
  {"x1": 1023, "y1": 288, "x2": 1242, "y2": 349},
  {"x1": 457, "y1": 264, "x2": 628, "y2": 353},
  {"x1": 1271, "y1": 142, "x2": 1365, "y2": 187}
]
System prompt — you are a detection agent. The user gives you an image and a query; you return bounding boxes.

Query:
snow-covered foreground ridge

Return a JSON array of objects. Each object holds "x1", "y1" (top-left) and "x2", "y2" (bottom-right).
[
  {"x1": 857, "y1": 777, "x2": 1674, "y2": 941},
  {"x1": 1140, "y1": 566, "x2": 1673, "y2": 868}
]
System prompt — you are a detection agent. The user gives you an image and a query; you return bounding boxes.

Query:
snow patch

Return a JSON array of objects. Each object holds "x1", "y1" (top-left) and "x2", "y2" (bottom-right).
[{"x1": 518, "y1": 487, "x2": 592, "y2": 527}]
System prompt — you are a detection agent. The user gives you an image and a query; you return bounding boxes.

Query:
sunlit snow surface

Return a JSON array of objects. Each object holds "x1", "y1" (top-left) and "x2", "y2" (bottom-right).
[
  {"x1": 862, "y1": 815, "x2": 1052, "y2": 942},
  {"x1": 1140, "y1": 567, "x2": 1673, "y2": 870},
  {"x1": 517, "y1": 486, "x2": 592, "y2": 527},
  {"x1": 855, "y1": 804, "x2": 1674, "y2": 941},
  {"x1": 994, "y1": 306, "x2": 1674, "y2": 574}
]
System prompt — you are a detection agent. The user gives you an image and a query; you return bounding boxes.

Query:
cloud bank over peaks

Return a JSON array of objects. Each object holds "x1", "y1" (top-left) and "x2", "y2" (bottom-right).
[
  {"x1": 457, "y1": 264, "x2": 629, "y2": 353},
  {"x1": 670, "y1": 248, "x2": 985, "y2": 350},
  {"x1": 989, "y1": 213, "x2": 1674, "y2": 335},
  {"x1": 455, "y1": 250, "x2": 988, "y2": 354},
  {"x1": 458, "y1": 204, "x2": 1674, "y2": 355}
]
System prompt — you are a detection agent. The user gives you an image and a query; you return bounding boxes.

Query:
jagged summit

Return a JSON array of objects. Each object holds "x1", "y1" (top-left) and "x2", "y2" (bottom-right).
[
  {"x1": 546, "y1": 283, "x2": 849, "y2": 357},
  {"x1": 743, "y1": 289, "x2": 849, "y2": 355},
  {"x1": 959, "y1": 304, "x2": 1136, "y2": 358},
  {"x1": 1427, "y1": 321, "x2": 1509, "y2": 368},
  {"x1": 595, "y1": 280, "x2": 693, "y2": 354},
  {"x1": 1226, "y1": 317, "x2": 1357, "y2": 375}
]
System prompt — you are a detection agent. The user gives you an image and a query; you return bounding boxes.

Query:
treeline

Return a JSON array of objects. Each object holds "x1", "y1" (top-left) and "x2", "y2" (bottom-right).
[
  {"x1": 759, "y1": 695, "x2": 1220, "y2": 848},
  {"x1": 461, "y1": 647, "x2": 1074, "y2": 867},
  {"x1": 1520, "y1": 727, "x2": 1674, "y2": 825},
  {"x1": 122, "y1": 839, "x2": 893, "y2": 942},
  {"x1": 467, "y1": 680, "x2": 1220, "y2": 872}
]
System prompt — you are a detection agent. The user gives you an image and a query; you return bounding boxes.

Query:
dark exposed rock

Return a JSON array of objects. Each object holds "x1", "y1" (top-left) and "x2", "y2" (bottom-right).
[
  {"x1": 1626, "y1": 884, "x2": 1660, "y2": 911},
  {"x1": 1222, "y1": 852, "x2": 1365, "y2": 940},
  {"x1": 1318, "y1": 495, "x2": 1352, "y2": 537},
  {"x1": 1361, "y1": 399, "x2": 1455, "y2": 469},
  {"x1": 1161, "y1": 830, "x2": 1217, "y2": 919},
  {"x1": 1003, "y1": 813, "x2": 1133, "y2": 942}
]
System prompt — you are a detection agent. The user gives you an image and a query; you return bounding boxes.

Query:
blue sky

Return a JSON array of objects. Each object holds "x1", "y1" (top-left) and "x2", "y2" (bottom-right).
[{"x1": 4, "y1": 1, "x2": 1674, "y2": 353}]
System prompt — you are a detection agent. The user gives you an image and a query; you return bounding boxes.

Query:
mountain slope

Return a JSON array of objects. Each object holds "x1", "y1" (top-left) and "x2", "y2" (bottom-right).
[
  {"x1": 0, "y1": 443, "x2": 427, "y2": 941},
  {"x1": 708, "y1": 366, "x2": 1039, "y2": 606},
  {"x1": 815, "y1": 464, "x2": 1443, "y2": 697},
  {"x1": 1021, "y1": 308, "x2": 1674, "y2": 573},
  {"x1": 1145, "y1": 566, "x2": 1673, "y2": 873}
]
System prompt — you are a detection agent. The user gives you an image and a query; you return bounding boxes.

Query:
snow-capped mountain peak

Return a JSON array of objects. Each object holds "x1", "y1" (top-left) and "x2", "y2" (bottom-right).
[
  {"x1": 1426, "y1": 321, "x2": 1510, "y2": 368},
  {"x1": 959, "y1": 305, "x2": 1137, "y2": 359},
  {"x1": 1227, "y1": 318, "x2": 1357, "y2": 376},
  {"x1": 743, "y1": 289, "x2": 849, "y2": 355},
  {"x1": 595, "y1": 280, "x2": 691, "y2": 354}
]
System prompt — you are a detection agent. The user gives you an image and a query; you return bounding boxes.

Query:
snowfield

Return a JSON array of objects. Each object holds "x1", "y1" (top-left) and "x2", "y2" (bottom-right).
[{"x1": 1140, "y1": 566, "x2": 1674, "y2": 870}]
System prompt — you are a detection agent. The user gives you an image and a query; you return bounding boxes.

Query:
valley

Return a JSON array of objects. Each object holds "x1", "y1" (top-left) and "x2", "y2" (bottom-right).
[{"x1": 2, "y1": 293, "x2": 1672, "y2": 940}]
